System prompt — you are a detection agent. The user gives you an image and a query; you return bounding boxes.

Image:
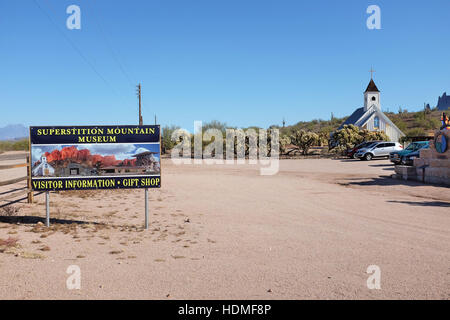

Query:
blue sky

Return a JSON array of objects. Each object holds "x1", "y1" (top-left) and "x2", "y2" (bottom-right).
[{"x1": 1, "y1": 0, "x2": 449, "y2": 130}]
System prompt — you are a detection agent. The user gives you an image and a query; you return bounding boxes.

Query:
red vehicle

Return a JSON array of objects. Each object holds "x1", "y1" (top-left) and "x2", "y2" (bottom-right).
[{"x1": 347, "y1": 141, "x2": 381, "y2": 159}]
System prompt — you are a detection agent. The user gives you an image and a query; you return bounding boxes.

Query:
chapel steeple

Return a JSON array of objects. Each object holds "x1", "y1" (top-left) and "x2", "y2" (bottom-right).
[
  {"x1": 365, "y1": 78, "x2": 380, "y2": 93},
  {"x1": 364, "y1": 71, "x2": 380, "y2": 111}
]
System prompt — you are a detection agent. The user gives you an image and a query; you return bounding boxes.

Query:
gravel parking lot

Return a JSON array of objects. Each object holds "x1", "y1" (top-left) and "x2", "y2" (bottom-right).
[{"x1": 0, "y1": 158, "x2": 449, "y2": 299}]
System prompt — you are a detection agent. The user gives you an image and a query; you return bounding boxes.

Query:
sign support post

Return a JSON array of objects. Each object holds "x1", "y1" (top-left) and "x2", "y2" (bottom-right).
[
  {"x1": 45, "y1": 191, "x2": 50, "y2": 227},
  {"x1": 26, "y1": 155, "x2": 34, "y2": 204},
  {"x1": 144, "y1": 188, "x2": 149, "y2": 230}
]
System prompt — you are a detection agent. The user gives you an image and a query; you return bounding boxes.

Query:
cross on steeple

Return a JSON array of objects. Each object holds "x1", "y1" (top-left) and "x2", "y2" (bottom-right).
[{"x1": 369, "y1": 67, "x2": 375, "y2": 79}]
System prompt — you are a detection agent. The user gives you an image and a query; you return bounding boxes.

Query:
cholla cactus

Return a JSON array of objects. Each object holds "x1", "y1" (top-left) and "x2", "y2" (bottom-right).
[
  {"x1": 280, "y1": 135, "x2": 291, "y2": 155},
  {"x1": 317, "y1": 131, "x2": 329, "y2": 147},
  {"x1": 363, "y1": 130, "x2": 389, "y2": 142},
  {"x1": 290, "y1": 130, "x2": 319, "y2": 155},
  {"x1": 331, "y1": 125, "x2": 361, "y2": 150},
  {"x1": 330, "y1": 124, "x2": 389, "y2": 151}
]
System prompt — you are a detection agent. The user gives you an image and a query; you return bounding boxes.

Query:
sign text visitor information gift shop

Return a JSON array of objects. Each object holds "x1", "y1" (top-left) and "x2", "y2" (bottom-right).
[{"x1": 30, "y1": 125, "x2": 161, "y2": 191}]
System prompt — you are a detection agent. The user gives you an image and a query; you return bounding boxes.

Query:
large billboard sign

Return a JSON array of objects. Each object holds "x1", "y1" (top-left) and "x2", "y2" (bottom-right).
[{"x1": 30, "y1": 126, "x2": 161, "y2": 191}]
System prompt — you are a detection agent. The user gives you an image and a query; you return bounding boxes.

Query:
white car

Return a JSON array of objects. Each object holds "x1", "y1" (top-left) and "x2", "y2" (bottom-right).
[{"x1": 355, "y1": 141, "x2": 403, "y2": 161}]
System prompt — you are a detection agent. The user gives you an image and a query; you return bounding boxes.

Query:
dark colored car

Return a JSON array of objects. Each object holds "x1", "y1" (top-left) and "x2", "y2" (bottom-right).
[
  {"x1": 389, "y1": 141, "x2": 429, "y2": 165},
  {"x1": 347, "y1": 141, "x2": 380, "y2": 159},
  {"x1": 402, "y1": 150, "x2": 421, "y2": 166}
]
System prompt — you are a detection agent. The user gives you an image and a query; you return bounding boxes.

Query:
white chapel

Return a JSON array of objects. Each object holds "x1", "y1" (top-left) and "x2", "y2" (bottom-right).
[{"x1": 338, "y1": 77, "x2": 405, "y2": 142}]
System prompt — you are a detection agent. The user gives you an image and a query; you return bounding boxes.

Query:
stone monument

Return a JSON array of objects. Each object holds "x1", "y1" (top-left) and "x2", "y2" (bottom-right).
[{"x1": 394, "y1": 113, "x2": 450, "y2": 185}]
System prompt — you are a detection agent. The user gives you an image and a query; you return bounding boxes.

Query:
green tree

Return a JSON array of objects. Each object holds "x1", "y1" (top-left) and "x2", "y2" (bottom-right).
[
  {"x1": 161, "y1": 125, "x2": 181, "y2": 153},
  {"x1": 202, "y1": 120, "x2": 228, "y2": 134}
]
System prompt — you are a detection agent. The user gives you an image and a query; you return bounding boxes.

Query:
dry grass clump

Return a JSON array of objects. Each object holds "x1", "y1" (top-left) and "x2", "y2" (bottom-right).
[
  {"x1": 0, "y1": 237, "x2": 20, "y2": 254},
  {"x1": 0, "y1": 205, "x2": 20, "y2": 217},
  {"x1": 27, "y1": 222, "x2": 81, "y2": 239},
  {"x1": 103, "y1": 211, "x2": 118, "y2": 218},
  {"x1": 0, "y1": 235, "x2": 47, "y2": 259},
  {"x1": 0, "y1": 237, "x2": 19, "y2": 248},
  {"x1": 28, "y1": 223, "x2": 46, "y2": 234},
  {"x1": 88, "y1": 224, "x2": 109, "y2": 233},
  {"x1": 56, "y1": 224, "x2": 78, "y2": 235},
  {"x1": 59, "y1": 190, "x2": 99, "y2": 199},
  {"x1": 20, "y1": 252, "x2": 45, "y2": 259}
]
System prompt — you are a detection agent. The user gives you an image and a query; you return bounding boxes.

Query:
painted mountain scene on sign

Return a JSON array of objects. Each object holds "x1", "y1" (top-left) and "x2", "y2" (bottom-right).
[{"x1": 31, "y1": 144, "x2": 160, "y2": 178}]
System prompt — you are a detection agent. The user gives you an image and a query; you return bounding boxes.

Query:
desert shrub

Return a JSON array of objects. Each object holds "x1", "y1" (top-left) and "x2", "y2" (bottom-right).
[
  {"x1": 360, "y1": 129, "x2": 389, "y2": 142},
  {"x1": 0, "y1": 237, "x2": 19, "y2": 248},
  {"x1": 161, "y1": 125, "x2": 181, "y2": 153},
  {"x1": 279, "y1": 135, "x2": 291, "y2": 155},
  {"x1": 290, "y1": 130, "x2": 319, "y2": 155},
  {"x1": 392, "y1": 118, "x2": 407, "y2": 132},
  {"x1": 405, "y1": 128, "x2": 426, "y2": 137},
  {"x1": 0, "y1": 139, "x2": 29, "y2": 152},
  {"x1": 317, "y1": 130, "x2": 330, "y2": 146},
  {"x1": 202, "y1": 120, "x2": 228, "y2": 133},
  {"x1": 0, "y1": 205, "x2": 20, "y2": 217},
  {"x1": 329, "y1": 124, "x2": 361, "y2": 150},
  {"x1": 329, "y1": 124, "x2": 389, "y2": 151}
]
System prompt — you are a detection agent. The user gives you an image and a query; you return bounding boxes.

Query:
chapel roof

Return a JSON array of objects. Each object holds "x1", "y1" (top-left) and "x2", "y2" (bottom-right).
[{"x1": 364, "y1": 79, "x2": 380, "y2": 93}]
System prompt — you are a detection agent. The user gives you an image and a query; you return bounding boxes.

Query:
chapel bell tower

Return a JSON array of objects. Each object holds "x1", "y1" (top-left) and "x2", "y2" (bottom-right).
[{"x1": 364, "y1": 69, "x2": 381, "y2": 111}]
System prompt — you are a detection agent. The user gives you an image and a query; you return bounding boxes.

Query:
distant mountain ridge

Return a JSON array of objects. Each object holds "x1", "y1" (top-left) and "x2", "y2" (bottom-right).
[
  {"x1": 436, "y1": 92, "x2": 450, "y2": 111},
  {"x1": 0, "y1": 124, "x2": 29, "y2": 141}
]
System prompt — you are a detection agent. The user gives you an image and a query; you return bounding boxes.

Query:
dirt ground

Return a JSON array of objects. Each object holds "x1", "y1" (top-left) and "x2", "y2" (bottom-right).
[{"x1": 0, "y1": 157, "x2": 449, "y2": 299}]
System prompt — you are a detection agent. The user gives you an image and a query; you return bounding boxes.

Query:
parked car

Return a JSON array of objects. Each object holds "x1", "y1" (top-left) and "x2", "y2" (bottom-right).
[
  {"x1": 389, "y1": 141, "x2": 429, "y2": 165},
  {"x1": 355, "y1": 141, "x2": 403, "y2": 161},
  {"x1": 401, "y1": 150, "x2": 421, "y2": 166},
  {"x1": 347, "y1": 141, "x2": 381, "y2": 159}
]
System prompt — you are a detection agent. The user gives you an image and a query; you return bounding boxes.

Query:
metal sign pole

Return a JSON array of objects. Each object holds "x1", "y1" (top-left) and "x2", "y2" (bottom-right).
[
  {"x1": 144, "y1": 188, "x2": 149, "y2": 230},
  {"x1": 45, "y1": 191, "x2": 50, "y2": 227}
]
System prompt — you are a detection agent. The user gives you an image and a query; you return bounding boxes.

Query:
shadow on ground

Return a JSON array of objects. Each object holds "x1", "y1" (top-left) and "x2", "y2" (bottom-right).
[
  {"x1": 388, "y1": 200, "x2": 450, "y2": 207},
  {"x1": 0, "y1": 215, "x2": 98, "y2": 225},
  {"x1": 337, "y1": 158, "x2": 388, "y2": 163},
  {"x1": 369, "y1": 164, "x2": 394, "y2": 167},
  {"x1": 338, "y1": 175, "x2": 449, "y2": 189},
  {"x1": 338, "y1": 176, "x2": 422, "y2": 187},
  {"x1": 0, "y1": 187, "x2": 27, "y2": 196},
  {"x1": 336, "y1": 159, "x2": 360, "y2": 162}
]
